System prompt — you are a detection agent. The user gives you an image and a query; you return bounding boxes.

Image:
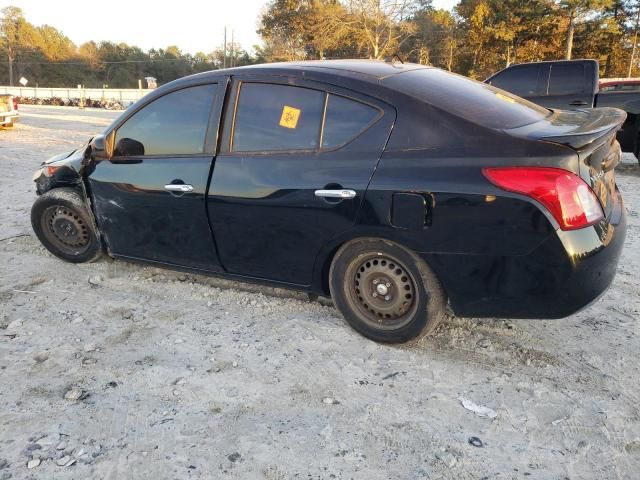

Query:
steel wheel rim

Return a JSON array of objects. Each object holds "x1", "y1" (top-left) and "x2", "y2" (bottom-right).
[
  {"x1": 41, "y1": 205, "x2": 91, "y2": 255},
  {"x1": 346, "y1": 253, "x2": 418, "y2": 330}
]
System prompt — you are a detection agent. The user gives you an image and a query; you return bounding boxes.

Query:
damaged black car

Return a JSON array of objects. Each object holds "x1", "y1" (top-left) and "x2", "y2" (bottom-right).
[{"x1": 31, "y1": 60, "x2": 627, "y2": 343}]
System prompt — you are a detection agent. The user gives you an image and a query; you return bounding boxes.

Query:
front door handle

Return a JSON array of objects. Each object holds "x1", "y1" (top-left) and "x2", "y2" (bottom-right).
[
  {"x1": 569, "y1": 100, "x2": 588, "y2": 106},
  {"x1": 314, "y1": 189, "x2": 356, "y2": 199},
  {"x1": 164, "y1": 184, "x2": 194, "y2": 193}
]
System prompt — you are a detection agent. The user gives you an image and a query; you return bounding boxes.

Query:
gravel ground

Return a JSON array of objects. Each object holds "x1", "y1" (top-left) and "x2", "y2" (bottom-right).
[{"x1": 1, "y1": 105, "x2": 639, "y2": 479}]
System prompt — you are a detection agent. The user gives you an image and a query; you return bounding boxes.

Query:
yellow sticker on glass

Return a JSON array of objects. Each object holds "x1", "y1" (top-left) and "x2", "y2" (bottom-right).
[
  {"x1": 494, "y1": 92, "x2": 516, "y2": 104},
  {"x1": 279, "y1": 105, "x2": 301, "y2": 129}
]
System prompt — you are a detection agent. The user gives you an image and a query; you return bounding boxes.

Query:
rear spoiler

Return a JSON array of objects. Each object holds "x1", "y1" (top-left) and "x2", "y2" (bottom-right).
[{"x1": 506, "y1": 107, "x2": 626, "y2": 150}]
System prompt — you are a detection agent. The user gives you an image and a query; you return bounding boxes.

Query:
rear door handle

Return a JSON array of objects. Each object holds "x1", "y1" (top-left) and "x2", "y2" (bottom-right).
[
  {"x1": 569, "y1": 100, "x2": 588, "y2": 106},
  {"x1": 164, "y1": 184, "x2": 194, "y2": 193},
  {"x1": 314, "y1": 189, "x2": 356, "y2": 199}
]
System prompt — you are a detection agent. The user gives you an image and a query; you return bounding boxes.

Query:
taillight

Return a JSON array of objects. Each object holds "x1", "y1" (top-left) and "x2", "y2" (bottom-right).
[
  {"x1": 482, "y1": 167, "x2": 603, "y2": 230},
  {"x1": 13, "y1": 98, "x2": 18, "y2": 110}
]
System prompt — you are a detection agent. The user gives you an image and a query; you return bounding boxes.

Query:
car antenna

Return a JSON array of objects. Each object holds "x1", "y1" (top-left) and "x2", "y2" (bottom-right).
[{"x1": 385, "y1": 53, "x2": 404, "y2": 65}]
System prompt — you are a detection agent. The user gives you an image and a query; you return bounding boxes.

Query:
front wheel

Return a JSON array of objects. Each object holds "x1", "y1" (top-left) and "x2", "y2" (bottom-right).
[
  {"x1": 31, "y1": 188, "x2": 102, "y2": 263},
  {"x1": 329, "y1": 238, "x2": 446, "y2": 343}
]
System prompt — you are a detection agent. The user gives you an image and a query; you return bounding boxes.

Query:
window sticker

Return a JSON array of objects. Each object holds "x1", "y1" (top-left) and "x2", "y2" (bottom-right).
[
  {"x1": 279, "y1": 105, "x2": 301, "y2": 129},
  {"x1": 494, "y1": 92, "x2": 516, "y2": 104}
]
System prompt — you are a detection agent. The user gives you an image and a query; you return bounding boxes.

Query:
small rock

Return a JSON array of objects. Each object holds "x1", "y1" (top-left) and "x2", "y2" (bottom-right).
[
  {"x1": 56, "y1": 441, "x2": 67, "y2": 450},
  {"x1": 7, "y1": 319, "x2": 22, "y2": 330},
  {"x1": 83, "y1": 343, "x2": 97, "y2": 352},
  {"x1": 106, "y1": 381, "x2": 118, "y2": 388},
  {"x1": 72, "y1": 448, "x2": 85, "y2": 458},
  {"x1": 435, "y1": 451, "x2": 457, "y2": 468},
  {"x1": 64, "y1": 388, "x2": 86, "y2": 401},
  {"x1": 36, "y1": 435, "x2": 55, "y2": 447},
  {"x1": 71, "y1": 316, "x2": 84, "y2": 324},
  {"x1": 56, "y1": 455, "x2": 72, "y2": 466},
  {"x1": 82, "y1": 357, "x2": 97, "y2": 366},
  {"x1": 174, "y1": 338, "x2": 184, "y2": 344},
  {"x1": 232, "y1": 361, "x2": 238, "y2": 368},
  {"x1": 26, "y1": 459, "x2": 40, "y2": 469},
  {"x1": 322, "y1": 397, "x2": 340, "y2": 405},
  {"x1": 227, "y1": 452, "x2": 241, "y2": 463},
  {"x1": 476, "y1": 338, "x2": 491, "y2": 349},
  {"x1": 88, "y1": 275, "x2": 103, "y2": 286},
  {"x1": 172, "y1": 390, "x2": 180, "y2": 396},
  {"x1": 33, "y1": 352, "x2": 49, "y2": 363},
  {"x1": 468, "y1": 436, "x2": 483, "y2": 448}
]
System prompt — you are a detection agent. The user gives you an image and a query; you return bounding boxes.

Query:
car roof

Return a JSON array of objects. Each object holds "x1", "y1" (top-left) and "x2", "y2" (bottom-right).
[
  {"x1": 234, "y1": 59, "x2": 429, "y2": 79},
  {"x1": 177, "y1": 59, "x2": 430, "y2": 86}
]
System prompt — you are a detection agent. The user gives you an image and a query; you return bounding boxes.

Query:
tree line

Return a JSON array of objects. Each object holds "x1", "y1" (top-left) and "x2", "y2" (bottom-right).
[{"x1": 2, "y1": 1, "x2": 640, "y2": 89}]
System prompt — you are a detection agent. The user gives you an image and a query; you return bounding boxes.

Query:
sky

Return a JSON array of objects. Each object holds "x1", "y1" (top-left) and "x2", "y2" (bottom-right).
[{"x1": 1, "y1": 0, "x2": 458, "y2": 54}]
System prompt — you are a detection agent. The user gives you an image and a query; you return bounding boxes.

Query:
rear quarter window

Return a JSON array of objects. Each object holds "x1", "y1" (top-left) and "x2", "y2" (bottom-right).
[{"x1": 385, "y1": 68, "x2": 550, "y2": 129}]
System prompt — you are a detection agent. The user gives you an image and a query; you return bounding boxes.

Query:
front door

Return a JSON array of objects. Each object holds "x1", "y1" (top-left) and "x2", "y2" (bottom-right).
[
  {"x1": 88, "y1": 82, "x2": 224, "y2": 271},
  {"x1": 207, "y1": 78, "x2": 395, "y2": 285}
]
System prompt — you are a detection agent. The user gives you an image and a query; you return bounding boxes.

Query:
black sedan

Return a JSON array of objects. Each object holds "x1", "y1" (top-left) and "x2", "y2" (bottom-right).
[{"x1": 30, "y1": 60, "x2": 627, "y2": 343}]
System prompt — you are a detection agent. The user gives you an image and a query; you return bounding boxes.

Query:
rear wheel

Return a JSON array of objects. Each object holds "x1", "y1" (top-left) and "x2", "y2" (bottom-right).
[
  {"x1": 2, "y1": 119, "x2": 13, "y2": 128},
  {"x1": 329, "y1": 238, "x2": 446, "y2": 343},
  {"x1": 31, "y1": 188, "x2": 102, "y2": 263}
]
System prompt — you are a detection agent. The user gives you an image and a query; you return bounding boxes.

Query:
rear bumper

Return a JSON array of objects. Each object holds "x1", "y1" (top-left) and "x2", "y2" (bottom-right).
[
  {"x1": 423, "y1": 193, "x2": 627, "y2": 319},
  {"x1": 0, "y1": 113, "x2": 18, "y2": 125}
]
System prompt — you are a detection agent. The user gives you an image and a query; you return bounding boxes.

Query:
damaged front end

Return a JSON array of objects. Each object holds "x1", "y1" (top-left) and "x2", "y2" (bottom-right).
[{"x1": 32, "y1": 134, "x2": 109, "y2": 195}]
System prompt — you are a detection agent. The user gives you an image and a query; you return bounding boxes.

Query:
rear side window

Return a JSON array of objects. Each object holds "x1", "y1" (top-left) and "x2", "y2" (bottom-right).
[
  {"x1": 232, "y1": 83, "x2": 324, "y2": 152},
  {"x1": 114, "y1": 84, "x2": 216, "y2": 156},
  {"x1": 385, "y1": 68, "x2": 550, "y2": 129},
  {"x1": 489, "y1": 65, "x2": 544, "y2": 97},
  {"x1": 548, "y1": 63, "x2": 586, "y2": 95},
  {"x1": 322, "y1": 95, "x2": 379, "y2": 148}
]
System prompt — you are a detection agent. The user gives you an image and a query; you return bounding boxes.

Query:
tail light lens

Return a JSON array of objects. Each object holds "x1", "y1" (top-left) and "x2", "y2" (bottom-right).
[
  {"x1": 482, "y1": 167, "x2": 603, "y2": 230},
  {"x1": 13, "y1": 98, "x2": 18, "y2": 110}
]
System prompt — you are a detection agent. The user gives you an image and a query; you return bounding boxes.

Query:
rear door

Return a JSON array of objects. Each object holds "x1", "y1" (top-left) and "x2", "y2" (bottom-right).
[
  {"x1": 207, "y1": 76, "x2": 395, "y2": 285},
  {"x1": 88, "y1": 82, "x2": 225, "y2": 271},
  {"x1": 545, "y1": 61, "x2": 597, "y2": 109}
]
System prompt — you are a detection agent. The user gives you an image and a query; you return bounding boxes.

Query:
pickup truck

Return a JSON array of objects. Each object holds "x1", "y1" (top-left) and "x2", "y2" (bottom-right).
[
  {"x1": 0, "y1": 94, "x2": 19, "y2": 127},
  {"x1": 486, "y1": 59, "x2": 640, "y2": 162}
]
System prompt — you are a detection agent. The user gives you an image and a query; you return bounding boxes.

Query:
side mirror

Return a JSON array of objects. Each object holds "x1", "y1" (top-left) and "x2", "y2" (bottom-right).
[{"x1": 90, "y1": 134, "x2": 111, "y2": 161}]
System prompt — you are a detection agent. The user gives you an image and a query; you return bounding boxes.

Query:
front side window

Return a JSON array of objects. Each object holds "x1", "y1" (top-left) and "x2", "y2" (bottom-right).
[
  {"x1": 114, "y1": 84, "x2": 216, "y2": 156},
  {"x1": 232, "y1": 83, "x2": 324, "y2": 152},
  {"x1": 489, "y1": 65, "x2": 543, "y2": 97}
]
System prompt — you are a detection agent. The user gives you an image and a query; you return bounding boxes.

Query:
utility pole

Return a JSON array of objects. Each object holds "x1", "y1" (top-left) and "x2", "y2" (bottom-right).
[
  {"x1": 223, "y1": 26, "x2": 227, "y2": 69},
  {"x1": 231, "y1": 29, "x2": 235, "y2": 68},
  {"x1": 629, "y1": 3, "x2": 640, "y2": 78}
]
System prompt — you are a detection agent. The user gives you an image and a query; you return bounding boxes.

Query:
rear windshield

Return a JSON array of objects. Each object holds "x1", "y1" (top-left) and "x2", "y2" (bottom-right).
[{"x1": 385, "y1": 68, "x2": 550, "y2": 129}]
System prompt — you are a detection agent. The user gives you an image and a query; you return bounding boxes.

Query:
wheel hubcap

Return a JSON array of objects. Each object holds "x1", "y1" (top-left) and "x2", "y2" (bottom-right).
[
  {"x1": 348, "y1": 254, "x2": 417, "y2": 328},
  {"x1": 41, "y1": 206, "x2": 90, "y2": 254}
]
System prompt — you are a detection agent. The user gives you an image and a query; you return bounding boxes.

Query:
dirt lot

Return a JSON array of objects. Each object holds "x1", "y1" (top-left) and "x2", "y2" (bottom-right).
[{"x1": 1, "y1": 105, "x2": 639, "y2": 479}]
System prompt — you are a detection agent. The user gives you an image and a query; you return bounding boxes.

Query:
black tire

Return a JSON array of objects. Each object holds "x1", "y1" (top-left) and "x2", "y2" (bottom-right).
[
  {"x1": 31, "y1": 187, "x2": 102, "y2": 263},
  {"x1": 329, "y1": 238, "x2": 446, "y2": 343}
]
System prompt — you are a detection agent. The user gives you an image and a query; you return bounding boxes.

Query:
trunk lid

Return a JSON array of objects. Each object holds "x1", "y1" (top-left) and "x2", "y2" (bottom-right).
[{"x1": 506, "y1": 107, "x2": 625, "y2": 220}]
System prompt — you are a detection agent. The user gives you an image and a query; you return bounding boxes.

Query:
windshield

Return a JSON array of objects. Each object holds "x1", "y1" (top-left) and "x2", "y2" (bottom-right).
[{"x1": 385, "y1": 68, "x2": 551, "y2": 129}]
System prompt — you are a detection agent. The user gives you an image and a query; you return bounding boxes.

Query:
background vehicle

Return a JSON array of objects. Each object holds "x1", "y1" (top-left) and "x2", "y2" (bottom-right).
[
  {"x1": 599, "y1": 78, "x2": 640, "y2": 92},
  {"x1": 486, "y1": 59, "x2": 640, "y2": 162},
  {"x1": 0, "y1": 94, "x2": 19, "y2": 127},
  {"x1": 29, "y1": 61, "x2": 626, "y2": 343}
]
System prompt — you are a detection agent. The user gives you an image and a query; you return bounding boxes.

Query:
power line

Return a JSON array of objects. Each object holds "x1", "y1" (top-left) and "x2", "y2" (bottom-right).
[{"x1": 0, "y1": 58, "x2": 199, "y2": 66}]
